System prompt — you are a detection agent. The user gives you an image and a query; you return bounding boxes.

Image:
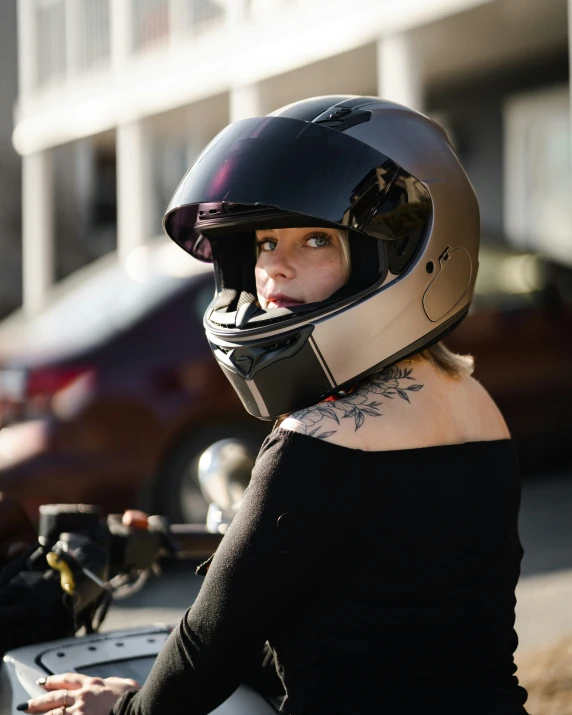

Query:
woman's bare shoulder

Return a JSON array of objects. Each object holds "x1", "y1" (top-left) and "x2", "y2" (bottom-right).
[
  {"x1": 280, "y1": 364, "x2": 426, "y2": 450},
  {"x1": 280, "y1": 363, "x2": 511, "y2": 451},
  {"x1": 460, "y1": 375, "x2": 511, "y2": 441}
]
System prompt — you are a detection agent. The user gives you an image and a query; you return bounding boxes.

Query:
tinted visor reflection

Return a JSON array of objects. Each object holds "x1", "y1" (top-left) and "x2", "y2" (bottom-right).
[{"x1": 164, "y1": 116, "x2": 392, "y2": 259}]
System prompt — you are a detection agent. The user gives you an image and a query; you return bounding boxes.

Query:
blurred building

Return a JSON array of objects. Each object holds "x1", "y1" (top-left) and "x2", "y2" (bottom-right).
[
  {"x1": 0, "y1": 1, "x2": 22, "y2": 318},
  {"x1": 11, "y1": 0, "x2": 572, "y2": 313}
]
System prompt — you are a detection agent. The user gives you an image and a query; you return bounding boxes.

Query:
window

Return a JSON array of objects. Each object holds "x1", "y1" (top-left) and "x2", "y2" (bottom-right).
[{"x1": 504, "y1": 84, "x2": 572, "y2": 269}]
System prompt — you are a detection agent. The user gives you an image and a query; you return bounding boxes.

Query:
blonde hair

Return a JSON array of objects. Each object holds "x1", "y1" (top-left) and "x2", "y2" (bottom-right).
[
  {"x1": 404, "y1": 342, "x2": 474, "y2": 379},
  {"x1": 337, "y1": 229, "x2": 472, "y2": 380}
]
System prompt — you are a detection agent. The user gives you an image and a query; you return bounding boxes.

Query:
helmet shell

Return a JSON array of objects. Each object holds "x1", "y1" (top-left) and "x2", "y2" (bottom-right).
[{"x1": 164, "y1": 96, "x2": 479, "y2": 420}]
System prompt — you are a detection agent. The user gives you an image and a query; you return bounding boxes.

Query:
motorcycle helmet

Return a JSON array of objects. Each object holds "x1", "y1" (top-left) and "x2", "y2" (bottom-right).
[{"x1": 164, "y1": 96, "x2": 479, "y2": 420}]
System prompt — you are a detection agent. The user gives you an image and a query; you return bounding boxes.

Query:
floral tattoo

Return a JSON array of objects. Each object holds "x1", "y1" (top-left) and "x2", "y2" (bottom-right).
[{"x1": 289, "y1": 366, "x2": 423, "y2": 440}]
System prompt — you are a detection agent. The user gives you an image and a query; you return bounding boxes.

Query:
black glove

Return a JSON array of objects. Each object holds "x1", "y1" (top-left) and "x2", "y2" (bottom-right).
[{"x1": 0, "y1": 568, "x2": 75, "y2": 656}]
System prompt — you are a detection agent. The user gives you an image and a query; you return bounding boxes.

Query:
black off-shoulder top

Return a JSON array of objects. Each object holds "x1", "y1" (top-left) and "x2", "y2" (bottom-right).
[{"x1": 113, "y1": 429, "x2": 528, "y2": 715}]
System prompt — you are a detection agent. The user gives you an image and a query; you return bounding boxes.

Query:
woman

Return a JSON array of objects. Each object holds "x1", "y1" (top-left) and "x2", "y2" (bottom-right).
[{"x1": 21, "y1": 97, "x2": 528, "y2": 715}]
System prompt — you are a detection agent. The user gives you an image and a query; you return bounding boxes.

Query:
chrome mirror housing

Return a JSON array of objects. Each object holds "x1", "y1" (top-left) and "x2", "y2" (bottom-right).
[{"x1": 198, "y1": 439, "x2": 256, "y2": 533}]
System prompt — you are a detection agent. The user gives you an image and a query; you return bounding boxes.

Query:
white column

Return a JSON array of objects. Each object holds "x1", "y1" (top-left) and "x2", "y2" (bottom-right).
[
  {"x1": 376, "y1": 32, "x2": 423, "y2": 112},
  {"x1": 229, "y1": 84, "x2": 262, "y2": 123},
  {"x1": 116, "y1": 120, "x2": 150, "y2": 262},
  {"x1": 22, "y1": 151, "x2": 54, "y2": 314}
]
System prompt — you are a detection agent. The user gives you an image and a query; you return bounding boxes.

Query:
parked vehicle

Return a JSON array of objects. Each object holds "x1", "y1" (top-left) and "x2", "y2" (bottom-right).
[{"x1": 0, "y1": 240, "x2": 270, "y2": 524}]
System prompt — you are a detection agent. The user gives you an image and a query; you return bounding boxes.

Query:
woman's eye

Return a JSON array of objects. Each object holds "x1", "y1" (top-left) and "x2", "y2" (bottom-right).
[
  {"x1": 306, "y1": 234, "x2": 330, "y2": 248},
  {"x1": 257, "y1": 240, "x2": 277, "y2": 252}
]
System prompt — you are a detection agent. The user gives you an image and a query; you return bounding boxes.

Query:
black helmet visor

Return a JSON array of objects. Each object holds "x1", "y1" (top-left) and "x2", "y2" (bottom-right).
[{"x1": 164, "y1": 115, "x2": 413, "y2": 261}]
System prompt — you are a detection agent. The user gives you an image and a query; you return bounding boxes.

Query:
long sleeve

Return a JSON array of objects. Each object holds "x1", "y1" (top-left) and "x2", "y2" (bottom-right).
[{"x1": 112, "y1": 431, "x2": 310, "y2": 715}]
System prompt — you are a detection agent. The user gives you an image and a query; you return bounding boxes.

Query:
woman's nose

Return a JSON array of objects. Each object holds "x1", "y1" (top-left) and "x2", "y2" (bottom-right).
[{"x1": 264, "y1": 247, "x2": 296, "y2": 280}]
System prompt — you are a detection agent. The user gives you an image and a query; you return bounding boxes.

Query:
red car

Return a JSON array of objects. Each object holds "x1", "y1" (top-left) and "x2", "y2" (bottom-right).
[{"x1": 0, "y1": 241, "x2": 269, "y2": 524}]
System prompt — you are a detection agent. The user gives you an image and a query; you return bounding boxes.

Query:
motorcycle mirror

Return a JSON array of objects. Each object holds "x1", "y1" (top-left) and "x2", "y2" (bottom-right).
[{"x1": 198, "y1": 439, "x2": 256, "y2": 522}]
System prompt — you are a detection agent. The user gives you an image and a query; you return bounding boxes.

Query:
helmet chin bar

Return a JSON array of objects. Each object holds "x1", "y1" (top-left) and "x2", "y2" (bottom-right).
[
  {"x1": 207, "y1": 304, "x2": 469, "y2": 421},
  {"x1": 211, "y1": 326, "x2": 315, "y2": 381},
  {"x1": 208, "y1": 325, "x2": 333, "y2": 420}
]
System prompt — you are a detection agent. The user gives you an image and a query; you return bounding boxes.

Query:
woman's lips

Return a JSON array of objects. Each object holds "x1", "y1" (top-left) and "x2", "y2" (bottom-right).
[{"x1": 265, "y1": 295, "x2": 304, "y2": 309}]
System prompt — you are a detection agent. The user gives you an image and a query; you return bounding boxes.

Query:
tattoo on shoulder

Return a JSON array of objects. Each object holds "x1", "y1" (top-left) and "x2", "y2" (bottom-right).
[{"x1": 289, "y1": 365, "x2": 423, "y2": 441}]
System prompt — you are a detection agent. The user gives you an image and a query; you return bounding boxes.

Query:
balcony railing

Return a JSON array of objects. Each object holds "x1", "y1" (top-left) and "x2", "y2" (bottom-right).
[
  {"x1": 78, "y1": 0, "x2": 111, "y2": 70},
  {"x1": 29, "y1": 0, "x2": 231, "y2": 89},
  {"x1": 133, "y1": 0, "x2": 169, "y2": 53},
  {"x1": 34, "y1": 0, "x2": 111, "y2": 87},
  {"x1": 189, "y1": 0, "x2": 226, "y2": 32},
  {"x1": 35, "y1": 0, "x2": 66, "y2": 87}
]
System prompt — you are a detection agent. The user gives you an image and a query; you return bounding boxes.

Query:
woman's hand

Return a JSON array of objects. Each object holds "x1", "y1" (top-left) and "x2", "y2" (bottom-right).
[
  {"x1": 15, "y1": 509, "x2": 147, "y2": 714},
  {"x1": 19, "y1": 673, "x2": 140, "y2": 715}
]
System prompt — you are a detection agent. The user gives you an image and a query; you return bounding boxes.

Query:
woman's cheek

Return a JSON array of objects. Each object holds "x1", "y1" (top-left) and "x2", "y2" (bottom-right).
[
  {"x1": 305, "y1": 260, "x2": 345, "y2": 302},
  {"x1": 254, "y1": 265, "x2": 266, "y2": 291}
]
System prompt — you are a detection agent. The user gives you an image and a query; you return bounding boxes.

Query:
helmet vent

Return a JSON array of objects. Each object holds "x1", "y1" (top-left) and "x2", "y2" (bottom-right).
[
  {"x1": 213, "y1": 288, "x2": 238, "y2": 311},
  {"x1": 313, "y1": 108, "x2": 371, "y2": 132},
  {"x1": 237, "y1": 291, "x2": 256, "y2": 309}
]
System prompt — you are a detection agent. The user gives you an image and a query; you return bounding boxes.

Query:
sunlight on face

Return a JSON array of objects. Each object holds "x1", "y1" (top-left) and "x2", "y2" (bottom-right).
[{"x1": 255, "y1": 227, "x2": 347, "y2": 310}]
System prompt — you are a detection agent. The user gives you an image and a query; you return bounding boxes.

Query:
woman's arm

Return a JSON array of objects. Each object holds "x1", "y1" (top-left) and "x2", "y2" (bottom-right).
[
  {"x1": 20, "y1": 432, "x2": 310, "y2": 715},
  {"x1": 112, "y1": 431, "x2": 306, "y2": 715}
]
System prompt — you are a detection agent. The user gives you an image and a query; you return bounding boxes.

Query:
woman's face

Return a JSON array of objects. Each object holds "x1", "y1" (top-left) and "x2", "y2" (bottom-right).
[{"x1": 255, "y1": 227, "x2": 347, "y2": 310}]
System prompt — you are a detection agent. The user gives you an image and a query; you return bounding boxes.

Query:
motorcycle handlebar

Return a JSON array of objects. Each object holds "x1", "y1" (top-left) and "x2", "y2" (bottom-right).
[
  {"x1": 37, "y1": 505, "x2": 223, "y2": 572},
  {"x1": 167, "y1": 524, "x2": 224, "y2": 559},
  {"x1": 1, "y1": 505, "x2": 225, "y2": 638}
]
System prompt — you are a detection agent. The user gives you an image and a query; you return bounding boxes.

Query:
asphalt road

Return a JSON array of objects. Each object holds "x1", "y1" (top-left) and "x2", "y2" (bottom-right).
[{"x1": 103, "y1": 470, "x2": 572, "y2": 656}]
